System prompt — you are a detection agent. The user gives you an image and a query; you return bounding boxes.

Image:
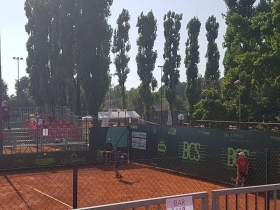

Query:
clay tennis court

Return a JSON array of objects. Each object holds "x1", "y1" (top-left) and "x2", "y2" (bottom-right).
[{"x1": 0, "y1": 162, "x2": 277, "y2": 210}]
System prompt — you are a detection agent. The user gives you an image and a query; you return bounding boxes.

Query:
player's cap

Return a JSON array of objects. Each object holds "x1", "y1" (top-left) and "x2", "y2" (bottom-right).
[
  {"x1": 238, "y1": 152, "x2": 245, "y2": 156},
  {"x1": 107, "y1": 138, "x2": 111, "y2": 141}
]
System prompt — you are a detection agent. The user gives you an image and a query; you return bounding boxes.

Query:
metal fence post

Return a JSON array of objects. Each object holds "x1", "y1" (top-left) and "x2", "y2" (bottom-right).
[
  {"x1": 73, "y1": 162, "x2": 78, "y2": 209},
  {"x1": 202, "y1": 194, "x2": 209, "y2": 210},
  {"x1": 85, "y1": 117, "x2": 88, "y2": 151},
  {"x1": 35, "y1": 125, "x2": 39, "y2": 153},
  {"x1": 265, "y1": 148, "x2": 270, "y2": 210},
  {"x1": 212, "y1": 191, "x2": 218, "y2": 210},
  {"x1": 127, "y1": 126, "x2": 130, "y2": 163}
]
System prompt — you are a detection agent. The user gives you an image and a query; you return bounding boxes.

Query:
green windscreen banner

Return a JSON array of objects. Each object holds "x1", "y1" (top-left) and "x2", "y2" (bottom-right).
[
  {"x1": 1, "y1": 124, "x2": 279, "y2": 187},
  {"x1": 128, "y1": 124, "x2": 280, "y2": 186},
  {"x1": 89, "y1": 126, "x2": 129, "y2": 150},
  {"x1": 0, "y1": 151, "x2": 94, "y2": 171}
]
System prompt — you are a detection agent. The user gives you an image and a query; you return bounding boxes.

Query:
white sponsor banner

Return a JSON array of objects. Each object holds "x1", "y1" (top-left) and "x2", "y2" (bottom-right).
[
  {"x1": 132, "y1": 138, "x2": 146, "y2": 150},
  {"x1": 43, "y1": 129, "x2": 48, "y2": 136},
  {"x1": 166, "y1": 196, "x2": 193, "y2": 210},
  {"x1": 132, "y1": 132, "x2": 147, "y2": 138}
]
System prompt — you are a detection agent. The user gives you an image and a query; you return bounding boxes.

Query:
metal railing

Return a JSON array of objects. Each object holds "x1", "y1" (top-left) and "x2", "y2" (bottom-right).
[
  {"x1": 77, "y1": 183, "x2": 280, "y2": 210},
  {"x1": 2, "y1": 126, "x2": 88, "y2": 154},
  {"x1": 212, "y1": 183, "x2": 280, "y2": 210},
  {"x1": 75, "y1": 192, "x2": 209, "y2": 210},
  {"x1": 9, "y1": 106, "x2": 68, "y2": 122}
]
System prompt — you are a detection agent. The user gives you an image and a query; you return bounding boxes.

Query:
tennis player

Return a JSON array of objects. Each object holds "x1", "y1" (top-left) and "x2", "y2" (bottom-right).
[{"x1": 235, "y1": 152, "x2": 249, "y2": 187}]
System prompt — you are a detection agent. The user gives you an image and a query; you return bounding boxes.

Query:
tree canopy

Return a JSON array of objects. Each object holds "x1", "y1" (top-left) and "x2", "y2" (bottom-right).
[
  {"x1": 185, "y1": 17, "x2": 201, "y2": 116},
  {"x1": 112, "y1": 9, "x2": 131, "y2": 110},
  {"x1": 13, "y1": 0, "x2": 279, "y2": 125},
  {"x1": 24, "y1": 0, "x2": 113, "y2": 118},
  {"x1": 136, "y1": 11, "x2": 158, "y2": 119},
  {"x1": 163, "y1": 11, "x2": 182, "y2": 116}
]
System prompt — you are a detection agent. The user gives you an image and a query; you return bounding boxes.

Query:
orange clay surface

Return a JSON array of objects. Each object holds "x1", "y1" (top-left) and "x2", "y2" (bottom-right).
[{"x1": 0, "y1": 163, "x2": 278, "y2": 210}]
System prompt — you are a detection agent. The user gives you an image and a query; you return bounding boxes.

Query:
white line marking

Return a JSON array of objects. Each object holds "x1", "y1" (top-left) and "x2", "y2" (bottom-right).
[{"x1": 26, "y1": 185, "x2": 72, "y2": 208}]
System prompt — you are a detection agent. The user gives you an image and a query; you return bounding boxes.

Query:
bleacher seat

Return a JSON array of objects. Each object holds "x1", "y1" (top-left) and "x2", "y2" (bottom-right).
[{"x1": 24, "y1": 118, "x2": 80, "y2": 141}]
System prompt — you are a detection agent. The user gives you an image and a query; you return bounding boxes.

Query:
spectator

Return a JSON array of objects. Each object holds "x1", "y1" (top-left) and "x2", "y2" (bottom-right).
[
  {"x1": 2, "y1": 100, "x2": 7, "y2": 107},
  {"x1": 105, "y1": 138, "x2": 113, "y2": 164},
  {"x1": 30, "y1": 110, "x2": 39, "y2": 123},
  {"x1": 37, "y1": 115, "x2": 43, "y2": 126},
  {"x1": 34, "y1": 110, "x2": 39, "y2": 118},
  {"x1": 235, "y1": 152, "x2": 249, "y2": 187},
  {"x1": 47, "y1": 112, "x2": 55, "y2": 125},
  {"x1": 2, "y1": 101, "x2": 11, "y2": 129},
  {"x1": 42, "y1": 118, "x2": 49, "y2": 128}
]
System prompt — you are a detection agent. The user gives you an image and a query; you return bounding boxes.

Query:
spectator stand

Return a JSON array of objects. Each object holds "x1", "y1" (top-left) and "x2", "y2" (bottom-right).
[
  {"x1": 2, "y1": 127, "x2": 37, "y2": 154},
  {"x1": 24, "y1": 118, "x2": 85, "y2": 151}
]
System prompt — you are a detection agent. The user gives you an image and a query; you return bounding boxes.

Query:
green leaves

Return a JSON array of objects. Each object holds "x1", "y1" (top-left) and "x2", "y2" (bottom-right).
[
  {"x1": 193, "y1": 89, "x2": 225, "y2": 121},
  {"x1": 163, "y1": 11, "x2": 182, "y2": 114},
  {"x1": 185, "y1": 17, "x2": 201, "y2": 116},
  {"x1": 136, "y1": 11, "x2": 158, "y2": 119},
  {"x1": 205, "y1": 15, "x2": 220, "y2": 90},
  {"x1": 74, "y1": 0, "x2": 112, "y2": 116},
  {"x1": 112, "y1": 9, "x2": 131, "y2": 110},
  {"x1": 221, "y1": 0, "x2": 280, "y2": 122}
]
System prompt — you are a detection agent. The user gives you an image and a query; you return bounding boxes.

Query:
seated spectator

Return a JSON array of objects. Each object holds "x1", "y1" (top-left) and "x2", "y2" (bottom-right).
[
  {"x1": 37, "y1": 115, "x2": 44, "y2": 126},
  {"x1": 47, "y1": 112, "x2": 56, "y2": 125},
  {"x1": 34, "y1": 110, "x2": 39, "y2": 118},
  {"x1": 29, "y1": 116, "x2": 36, "y2": 123},
  {"x1": 2, "y1": 99, "x2": 7, "y2": 107},
  {"x1": 30, "y1": 110, "x2": 39, "y2": 123},
  {"x1": 42, "y1": 118, "x2": 49, "y2": 128}
]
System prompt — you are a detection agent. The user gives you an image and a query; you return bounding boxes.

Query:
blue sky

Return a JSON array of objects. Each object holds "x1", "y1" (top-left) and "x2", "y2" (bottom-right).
[{"x1": 0, "y1": 0, "x2": 227, "y2": 95}]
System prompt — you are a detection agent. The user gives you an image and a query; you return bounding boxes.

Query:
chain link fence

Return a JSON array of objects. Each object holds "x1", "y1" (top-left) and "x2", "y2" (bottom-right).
[
  {"x1": 0, "y1": 161, "x2": 220, "y2": 210},
  {"x1": 1, "y1": 149, "x2": 280, "y2": 209}
]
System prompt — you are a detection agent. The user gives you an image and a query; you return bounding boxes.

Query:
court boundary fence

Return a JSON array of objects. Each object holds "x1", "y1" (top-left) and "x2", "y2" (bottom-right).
[
  {"x1": 212, "y1": 183, "x2": 280, "y2": 210},
  {"x1": 75, "y1": 192, "x2": 209, "y2": 210},
  {"x1": 74, "y1": 182, "x2": 280, "y2": 210}
]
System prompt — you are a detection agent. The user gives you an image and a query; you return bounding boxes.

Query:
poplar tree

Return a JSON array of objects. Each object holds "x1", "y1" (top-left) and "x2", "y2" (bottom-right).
[
  {"x1": 136, "y1": 11, "x2": 158, "y2": 119},
  {"x1": 25, "y1": 0, "x2": 113, "y2": 117},
  {"x1": 112, "y1": 9, "x2": 131, "y2": 109},
  {"x1": 74, "y1": 0, "x2": 113, "y2": 117},
  {"x1": 25, "y1": 0, "x2": 52, "y2": 106},
  {"x1": 163, "y1": 11, "x2": 182, "y2": 118},
  {"x1": 49, "y1": 0, "x2": 63, "y2": 106},
  {"x1": 59, "y1": 0, "x2": 81, "y2": 115},
  {"x1": 185, "y1": 17, "x2": 201, "y2": 116},
  {"x1": 205, "y1": 15, "x2": 220, "y2": 90}
]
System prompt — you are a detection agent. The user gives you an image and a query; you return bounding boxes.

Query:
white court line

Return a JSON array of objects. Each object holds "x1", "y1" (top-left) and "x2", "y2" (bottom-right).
[{"x1": 26, "y1": 185, "x2": 72, "y2": 208}]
